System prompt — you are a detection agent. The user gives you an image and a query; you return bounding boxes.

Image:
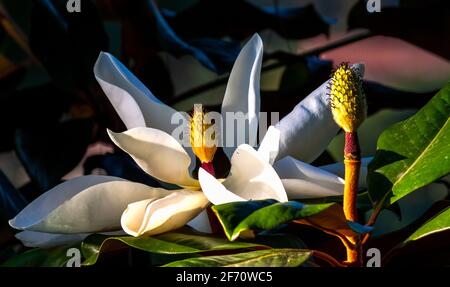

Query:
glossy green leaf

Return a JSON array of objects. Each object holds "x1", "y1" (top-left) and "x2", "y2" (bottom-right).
[
  {"x1": 368, "y1": 82, "x2": 450, "y2": 206},
  {"x1": 405, "y1": 206, "x2": 450, "y2": 243},
  {"x1": 212, "y1": 199, "x2": 334, "y2": 241},
  {"x1": 163, "y1": 248, "x2": 312, "y2": 267},
  {"x1": 81, "y1": 232, "x2": 267, "y2": 266},
  {"x1": 1, "y1": 245, "x2": 76, "y2": 267}
]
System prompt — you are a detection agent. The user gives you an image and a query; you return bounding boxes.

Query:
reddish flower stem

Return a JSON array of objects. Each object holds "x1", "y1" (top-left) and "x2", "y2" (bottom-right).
[{"x1": 343, "y1": 132, "x2": 363, "y2": 266}]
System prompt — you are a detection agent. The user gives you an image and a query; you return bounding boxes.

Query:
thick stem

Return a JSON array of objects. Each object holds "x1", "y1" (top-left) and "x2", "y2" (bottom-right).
[
  {"x1": 343, "y1": 159, "x2": 360, "y2": 221},
  {"x1": 345, "y1": 243, "x2": 363, "y2": 266},
  {"x1": 343, "y1": 132, "x2": 362, "y2": 266},
  {"x1": 343, "y1": 132, "x2": 361, "y2": 222}
]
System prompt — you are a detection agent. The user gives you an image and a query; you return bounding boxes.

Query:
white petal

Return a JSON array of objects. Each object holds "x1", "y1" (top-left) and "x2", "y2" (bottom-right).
[
  {"x1": 263, "y1": 81, "x2": 337, "y2": 163},
  {"x1": 263, "y1": 63, "x2": 364, "y2": 163},
  {"x1": 257, "y1": 125, "x2": 280, "y2": 165},
  {"x1": 320, "y1": 157, "x2": 373, "y2": 188},
  {"x1": 281, "y1": 179, "x2": 342, "y2": 199},
  {"x1": 121, "y1": 190, "x2": 209, "y2": 237},
  {"x1": 94, "y1": 52, "x2": 178, "y2": 132},
  {"x1": 15, "y1": 231, "x2": 89, "y2": 248},
  {"x1": 202, "y1": 144, "x2": 288, "y2": 205},
  {"x1": 15, "y1": 230, "x2": 126, "y2": 248},
  {"x1": 108, "y1": 127, "x2": 198, "y2": 188},
  {"x1": 198, "y1": 168, "x2": 246, "y2": 205},
  {"x1": 9, "y1": 175, "x2": 168, "y2": 233},
  {"x1": 221, "y1": 34, "x2": 263, "y2": 158},
  {"x1": 273, "y1": 156, "x2": 345, "y2": 199},
  {"x1": 187, "y1": 209, "x2": 212, "y2": 234}
]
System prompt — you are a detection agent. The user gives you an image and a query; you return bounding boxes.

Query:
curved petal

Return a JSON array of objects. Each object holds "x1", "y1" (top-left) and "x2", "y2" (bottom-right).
[
  {"x1": 94, "y1": 53, "x2": 197, "y2": 180},
  {"x1": 15, "y1": 231, "x2": 89, "y2": 248},
  {"x1": 94, "y1": 52, "x2": 178, "y2": 132},
  {"x1": 9, "y1": 175, "x2": 169, "y2": 233},
  {"x1": 281, "y1": 179, "x2": 343, "y2": 199},
  {"x1": 257, "y1": 125, "x2": 280, "y2": 165},
  {"x1": 261, "y1": 64, "x2": 365, "y2": 163},
  {"x1": 320, "y1": 157, "x2": 373, "y2": 188},
  {"x1": 15, "y1": 230, "x2": 126, "y2": 248},
  {"x1": 108, "y1": 127, "x2": 199, "y2": 188},
  {"x1": 198, "y1": 168, "x2": 246, "y2": 205},
  {"x1": 187, "y1": 210, "x2": 212, "y2": 234},
  {"x1": 121, "y1": 190, "x2": 209, "y2": 237},
  {"x1": 221, "y1": 34, "x2": 263, "y2": 158},
  {"x1": 201, "y1": 144, "x2": 288, "y2": 205},
  {"x1": 273, "y1": 156, "x2": 344, "y2": 199}
]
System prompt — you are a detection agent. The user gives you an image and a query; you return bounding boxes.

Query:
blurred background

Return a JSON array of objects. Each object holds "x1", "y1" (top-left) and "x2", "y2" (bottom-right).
[{"x1": 0, "y1": 0, "x2": 449, "y2": 262}]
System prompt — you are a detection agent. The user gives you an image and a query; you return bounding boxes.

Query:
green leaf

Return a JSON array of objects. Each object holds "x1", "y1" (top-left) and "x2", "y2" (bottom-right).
[
  {"x1": 1, "y1": 245, "x2": 76, "y2": 267},
  {"x1": 212, "y1": 199, "x2": 334, "y2": 241},
  {"x1": 163, "y1": 248, "x2": 312, "y2": 267},
  {"x1": 246, "y1": 233, "x2": 307, "y2": 249},
  {"x1": 368, "y1": 82, "x2": 450, "y2": 206},
  {"x1": 81, "y1": 232, "x2": 267, "y2": 266},
  {"x1": 405, "y1": 206, "x2": 450, "y2": 243}
]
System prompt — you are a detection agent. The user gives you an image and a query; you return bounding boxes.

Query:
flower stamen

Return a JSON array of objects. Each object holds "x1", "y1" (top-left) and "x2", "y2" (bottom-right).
[{"x1": 190, "y1": 104, "x2": 217, "y2": 175}]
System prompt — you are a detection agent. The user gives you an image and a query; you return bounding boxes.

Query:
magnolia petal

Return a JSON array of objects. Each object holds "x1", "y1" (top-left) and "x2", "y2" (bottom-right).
[
  {"x1": 94, "y1": 53, "x2": 197, "y2": 179},
  {"x1": 15, "y1": 231, "x2": 89, "y2": 248},
  {"x1": 187, "y1": 210, "x2": 212, "y2": 234},
  {"x1": 121, "y1": 190, "x2": 209, "y2": 237},
  {"x1": 257, "y1": 125, "x2": 280, "y2": 165},
  {"x1": 108, "y1": 127, "x2": 199, "y2": 188},
  {"x1": 198, "y1": 168, "x2": 246, "y2": 205},
  {"x1": 261, "y1": 63, "x2": 365, "y2": 163},
  {"x1": 9, "y1": 175, "x2": 168, "y2": 233},
  {"x1": 281, "y1": 179, "x2": 343, "y2": 199},
  {"x1": 15, "y1": 230, "x2": 126, "y2": 248},
  {"x1": 221, "y1": 34, "x2": 263, "y2": 158},
  {"x1": 94, "y1": 52, "x2": 179, "y2": 132},
  {"x1": 201, "y1": 144, "x2": 288, "y2": 205},
  {"x1": 273, "y1": 156, "x2": 344, "y2": 199},
  {"x1": 320, "y1": 157, "x2": 372, "y2": 188},
  {"x1": 261, "y1": 81, "x2": 337, "y2": 163}
]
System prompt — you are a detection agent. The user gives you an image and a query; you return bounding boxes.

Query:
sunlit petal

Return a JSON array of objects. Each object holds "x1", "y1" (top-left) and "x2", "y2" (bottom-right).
[
  {"x1": 201, "y1": 144, "x2": 288, "y2": 205},
  {"x1": 94, "y1": 52, "x2": 178, "y2": 132},
  {"x1": 198, "y1": 168, "x2": 246, "y2": 205},
  {"x1": 221, "y1": 34, "x2": 263, "y2": 158},
  {"x1": 9, "y1": 175, "x2": 166, "y2": 233},
  {"x1": 121, "y1": 190, "x2": 209, "y2": 237},
  {"x1": 274, "y1": 156, "x2": 345, "y2": 199},
  {"x1": 108, "y1": 127, "x2": 199, "y2": 188}
]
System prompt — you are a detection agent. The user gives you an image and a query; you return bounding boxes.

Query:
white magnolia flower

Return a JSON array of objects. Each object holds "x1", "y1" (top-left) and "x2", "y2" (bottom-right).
[
  {"x1": 9, "y1": 32, "x2": 367, "y2": 248},
  {"x1": 9, "y1": 34, "x2": 271, "y2": 247}
]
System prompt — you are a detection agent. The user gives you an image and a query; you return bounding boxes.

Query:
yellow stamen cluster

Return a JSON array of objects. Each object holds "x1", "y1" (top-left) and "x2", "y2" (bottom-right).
[
  {"x1": 190, "y1": 105, "x2": 217, "y2": 164},
  {"x1": 329, "y1": 63, "x2": 366, "y2": 133}
]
